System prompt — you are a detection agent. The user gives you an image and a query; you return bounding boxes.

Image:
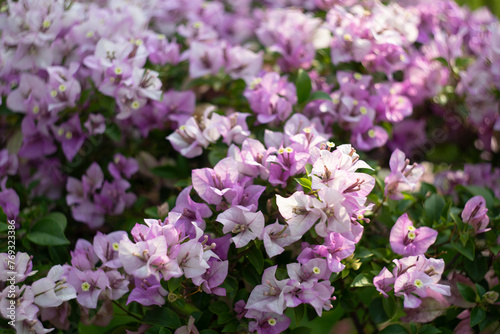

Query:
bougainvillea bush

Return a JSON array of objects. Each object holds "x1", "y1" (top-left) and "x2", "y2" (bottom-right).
[{"x1": 1, "y1": 0, "x2": 500, "y2": 333}]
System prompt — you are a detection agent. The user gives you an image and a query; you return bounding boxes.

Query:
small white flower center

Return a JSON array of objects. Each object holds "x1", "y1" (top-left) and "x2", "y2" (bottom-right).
[
  {"x1": 268, "y1": 318, "x2": 277, "y2": 326},
  {"x1": 50, "y1": 90, "x2": 57, "y2": 97},
  {"x1": 58, "y1": 84, "x2": 67, "y2": 92},
  {"x1": 313, "y1": 266, "x2": 321, "y2": 274},
  {"x1": 343, "y1": 33, "x2": 352, "y2": 42},
  {"x1": 114, "y1": 67, "x2": 123, "y2": 75},
  {"x1": 414, "y1": 279, "x2": 423, "y2": 288}
]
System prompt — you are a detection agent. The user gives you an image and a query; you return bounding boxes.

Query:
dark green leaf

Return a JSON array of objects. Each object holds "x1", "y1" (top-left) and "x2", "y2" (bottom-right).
[
  {"x1": 424, "y1": 194, "x2": 445, "y2": 224},
  {"x1": 217, "y1": 312, "x2": 233, "y2": 325},
  {"x1": 370, "y1": 298, "x2": 389, "y2": 324},
  {"x1": 308, "y1": 91, "x2": 331, "y2": 102},
  {"x1": 294, "y1": 304, "x2": 305, "y2": 324},
  {"x1": 379, "y1": 324, "x2": 408, "y2": 334},
  {"x1": 209, "y1": 301, "x2": 230, "y2": 315},
  {"x1": 105, "y1": 123, "x2": 122, "y2": 142},
  {"x1": 475, "y1": 283, "x2": 487, "y2": 297},
  {"x1": 143, "y1": 308, "x2": 181, "y2": 328},
  {"x1": 221, "y1": 320, "x2": 239, "y2": 332},
  {"x1": 290, "y1": 327, "x2": 312, "y2": 334},
  {"x1": 464, "y1": 255, "x2": 488, "y2": 283},
  {"x1": 145, "y1": 206, "x2": 159, "y2": 219},
  {"x1": 459, "y1": 232, "x2": 469, "y2": 247},
  {"x1": 27, "y1": 214, "x2": 70, "y2": 246},
  {"x1": 470, "y1": 307, "x2": 486, "y2": 327},
  {"x1": 351, "y1": 273, "x2": 373, "y2": 287},
  {"x1": 452, "y1": 239, "x2": 475, "y2": 261},
  {"x1": 419, "y1": 325, "x2": 441, "y2": 334},
  {"x1": 167, "y1": 277, "x2": 183, "y2": 292},
  {"x1": 200, "y1": 330, "x2": 219, "y2": 334},
  {"x1": 382, "y1": 296, "x2": 396, "y2": 319},
  {"x1": 296, "y1": 69, "x2": 312, "y2": 104},
  {"x1": 457, "y1": 283, "x2": 476, "y2": 303},
  {"x1": 0, "y1": 222, "x2": 7, "y2": 232},
  {"x1": 246, "y1": 245, "x2": 264, "y2": 274},
  {"x1": 145, "y1": 327, "x2": 172, "y2": 334}
]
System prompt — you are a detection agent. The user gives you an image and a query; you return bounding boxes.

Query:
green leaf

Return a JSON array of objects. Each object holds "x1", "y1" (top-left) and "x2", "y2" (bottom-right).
[
  {"x1": 145, "y1": 327, "x2": 172, "y2": 334},
  {"x1": 464, "y1": 255, "x2": 488, "y2": 283},
  {"x1": 289, "y1": 327, "x2": 312, "y2": 334},
  {"x1": 452, "y1": 239, "x2": 475, "y2": 261},
  {"x1": 221, "y1": 320, "x2": 239, "y2": 332},
  {"x1": 145, "y1": 206, "x2": 159, "y2": 219},
  {"x1": 167, "y1": 277, "x2": 183, "y2": 292},
  {"x1": 143, "y1": 308, "x2": 181, "y2": 329},
  {"x1": 305, "y1": 163, "x2": 313, "y2": 175},
  {"x1": 470, "y1": 307, "x2": 486, "y2": 327},
  {"x1": 424, "y1": 194, "x2": 445, "y2": 224},
  {"x1": 151, "y1": 165, "x2": 179, "y2": 179},
  {"x1": 217, "y1": 312, "x2": 233, "y2": 325},
  {"x1": 457, "y1": 283, "x2": 476, "y2": 303},
  {"x1": 419, "y1": 325, "x2": 441, "y2": 334},
  {"x1": 370, "y1": 298, "x2": 389, "y2": 324},
  {"x1": 459, "y1": 232, "x2": 469, "y2": 247},
  {"x1": 382, "y1": 296, "x2": 396, "y2": 319},
  {"x1": 475, "y1": 283, "x2": 487, "y2": 297},
  {"x1": 209, "y1": 301, "x2": 230, "y2": 315},
  {"x1": 105, "y1": 123, "x2": 122, "y2": 142},
  {"x1": 296, "y1": 69, "x2": 312, "y2": 104},
  {"x1": 379, "y1": 324, "x2": 408, "y2": 334},
  {"x1": 295, "y1": 177, "x2": 312, "y2": 192},
  {"x1": 294, "y1": 304, "x2": 305, "y2": 325},
  {"x1": 200, "y1": 330, "x2": 219, "y2": 334},
  {"x1": 308, "y1": 91, "x2": 331, "y2": 102},
  {"x1": 0, "y1": 222, "x2": 8, "y2": 232},
  {"x1": 351, "y1": 273, "x2": 373, "y2": 287},
  {"x1": 433, "y1": 57, "x2": 449, "y2": 67},
  {"x1": 246, "y1": 245, "x2": 264, "y2": 274},
  {"x1": 27, "y1": 213, "x2": 70, "y2": 246}
]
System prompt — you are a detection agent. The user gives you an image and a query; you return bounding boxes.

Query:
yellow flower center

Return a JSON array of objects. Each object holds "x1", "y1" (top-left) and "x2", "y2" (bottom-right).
[
  {"x1": 368, "y1": 129, "x2": 375, "y2": 138},
  {"x1": 131, "y1": 101, "x2": 140, "y2": 110},
  {"x1": 343, "y1": 33, "x2": 352, "y2": 42},
  {"x1": 354, "y1": 73, "x2": 362, "y2": 80},
  {"x1": 32, "y1": 105, "x2": 40, "y2": 114},
  {"x1": 58, "y1": 84, "x2": 67, "y2": 92},
  {"x1": 414, "y1": 279, "x2": 423, "y2": 288},
  {"x1": 81, "y1": 282, "x2": 91, "y2": 291},
  {"x1": 407, "y1": 231, "x2": 416, "y2": 240},
  {"x1": 112, "y1": 242, "x2": 119, "y2": 251},
  {"x1": 86, "y1": 31, "x2": 94, "y2": 38},
  {"x1": 65, "y1": 131, "x2": 73, "y2": 139},
  {"x1": 42, "y1": 20, "x2": 51, "y2": 29},
  {"x1": 313, "y1": 266, "x2": 321, "y2": 274},
  {"x1": 50, "y1": 90, "x2": 57, "y2": 97},
  {"x1": 285, "y1": 147, "x2": 293, "y2": 153},
  {"x1": 360, "y1": 106, "x2": 367, "y2": 115},
  {"x1": 268, "y1": 318, "x2": 277, "y2": 326},
  {"x1": 114, "y1": 67, "x2": 123, "y2": 75}
]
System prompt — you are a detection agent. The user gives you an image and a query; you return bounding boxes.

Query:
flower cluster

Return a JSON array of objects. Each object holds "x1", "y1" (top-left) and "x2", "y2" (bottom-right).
[{"x1": 66, "y1": 155, "x2": 138, "y2": 228}]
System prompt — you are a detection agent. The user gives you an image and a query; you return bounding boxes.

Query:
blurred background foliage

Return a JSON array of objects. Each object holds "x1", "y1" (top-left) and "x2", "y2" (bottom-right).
[{"x1": 458, "y1": 0, "x2": 500, "y2": 16}]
